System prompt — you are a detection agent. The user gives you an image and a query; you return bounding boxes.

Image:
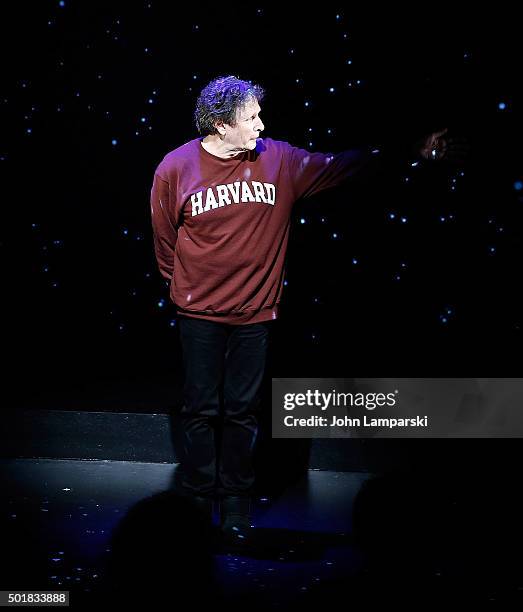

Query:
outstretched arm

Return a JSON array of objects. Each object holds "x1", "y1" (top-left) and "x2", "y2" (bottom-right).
[{"x1": 284, "y1": 128, "x2": 470, "y2": 202}]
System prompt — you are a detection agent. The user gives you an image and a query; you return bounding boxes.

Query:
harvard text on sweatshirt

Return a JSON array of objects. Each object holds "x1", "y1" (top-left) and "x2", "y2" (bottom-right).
[{"x1": 150, "y1": 137, "x2": 377, "y2": 324}]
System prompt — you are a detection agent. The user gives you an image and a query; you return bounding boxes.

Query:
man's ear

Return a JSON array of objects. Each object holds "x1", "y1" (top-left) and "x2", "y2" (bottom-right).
[{"x1": 214, "y1": 120, "x2": 226, "y2": 136}]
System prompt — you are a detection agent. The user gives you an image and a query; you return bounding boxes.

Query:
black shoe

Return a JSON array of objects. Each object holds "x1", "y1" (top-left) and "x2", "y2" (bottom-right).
[{"x1": 219, "y1": 496, "x2": 254, "y2": 550}]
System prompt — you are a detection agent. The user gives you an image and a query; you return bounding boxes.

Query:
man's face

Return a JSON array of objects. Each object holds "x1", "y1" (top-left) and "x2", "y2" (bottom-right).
[{"x1": 221, "y1": 97, "x2": 265, "y2": 152}]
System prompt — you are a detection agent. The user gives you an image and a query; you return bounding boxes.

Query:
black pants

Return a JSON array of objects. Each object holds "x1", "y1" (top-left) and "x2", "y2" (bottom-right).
[{"x1": 177, "y1": 316, "x2": 271, "y2": 499}]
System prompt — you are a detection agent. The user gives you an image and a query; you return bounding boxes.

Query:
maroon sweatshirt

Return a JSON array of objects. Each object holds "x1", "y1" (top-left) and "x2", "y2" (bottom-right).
[{"x1": 150, "y1": 136, "x2": 378, "y2": 324}]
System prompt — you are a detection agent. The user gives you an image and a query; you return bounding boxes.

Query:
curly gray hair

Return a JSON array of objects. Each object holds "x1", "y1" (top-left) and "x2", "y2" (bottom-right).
[{"x1": 194, "y1": 75, "x2": 265, "y2": 136}]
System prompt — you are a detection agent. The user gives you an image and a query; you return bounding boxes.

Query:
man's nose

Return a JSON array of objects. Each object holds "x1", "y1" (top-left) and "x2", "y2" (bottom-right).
[{"x1": 256, "y1": 120, "x2": 264, "y2": 133}]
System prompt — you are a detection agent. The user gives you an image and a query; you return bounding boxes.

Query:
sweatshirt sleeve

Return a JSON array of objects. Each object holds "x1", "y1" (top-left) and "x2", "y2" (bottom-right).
[
  {"x1": 285, "y1": 142, "x2": 380, "y2": 201},
  {"x1": 150, "y1": 172, "x2": 177, "y2": 281}
]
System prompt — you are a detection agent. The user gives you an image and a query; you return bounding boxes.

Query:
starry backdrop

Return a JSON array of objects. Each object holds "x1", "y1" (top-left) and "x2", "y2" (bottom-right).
[{"x1": 2, "y1": 3, "x2": 522, "y2": 409}]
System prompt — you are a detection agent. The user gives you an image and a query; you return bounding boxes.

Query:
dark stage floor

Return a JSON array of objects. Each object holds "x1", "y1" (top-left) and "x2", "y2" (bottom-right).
[{"x1": 1, "y1": 458, "x2": 522, "y2": 608}]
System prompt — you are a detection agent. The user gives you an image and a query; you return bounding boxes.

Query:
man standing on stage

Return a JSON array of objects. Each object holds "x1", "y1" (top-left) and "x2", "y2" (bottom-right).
[{"x1": 150, "y1": 74, "x2": 464, "y2": 549}]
